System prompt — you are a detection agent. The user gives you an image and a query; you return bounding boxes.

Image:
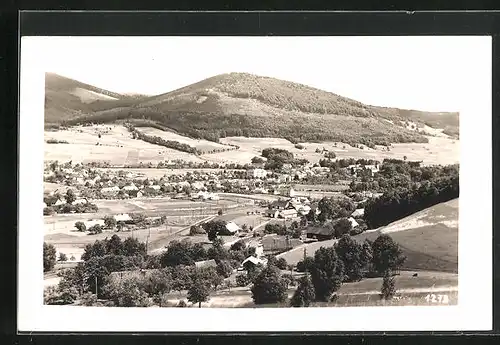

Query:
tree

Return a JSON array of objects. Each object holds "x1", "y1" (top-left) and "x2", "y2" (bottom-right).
[
  {"x1": 290, "y1": 274, "x2": 315, "y2": 307},
  {"x1": 59, "y1": 252, "x2": 68, "y2": 262},
  {"x1": 106, "y1": 234, "x2": 124, "y2": 255},
  {"x1": 88, "y1": 224, "x2": 103, "y2": 235},
  {"x1": 103, "y1": 275, "x2": 151, "y2": 307},
  {"x1": 122, "y1": 237, "x2": 147, "y2": 257},
  {"x1": 43, "y1": 242, "x2": 57, "y2": 272},
  {"x1": 104, "y1": 215, "x2": 117, "y2": 229},
  {"x1": 296, "y1": 256, "x2": 315, "y2": 272},
  {"x1": 143, "y1": 269, "x2": 172, "y2": 306},
  {"x1": 217, "y1": 209, "x2": 223, "y2": 216},
  {"x1": 187, "y1": 273, "x2": 211, "y2": 308},
  {"x1": 333, "y1": 218, "x2": 352, "y2": 238},
  {"x1": 335, "y1": 234, "x2": 364, "y2": 282},
  {"x1": 310, "y1": 246, "x2": 344, "y2": 301},
  {"x1": 251, "y1": 156, "x2": 265, "y2": 164},
  {"x1": 189, "y1": 225, "x2": 204, "y2": 236},
  {"x1": 74, "y1": 221, "x2": 86, "y2": 232},
  {"x1": 80, "y1": 292, "x2": 98, "y2": 306},
  {"x1": 216, "y1": 260, "x2": 233, "y2": 278},
  {"x1": 371, "y1": 234, "x2": 406, "y2": 275},
  {"x1": 65, "y1": 189, "x2": 76, "y2": 204},
  {"x1": 381, "y1": 270, "x2": 396, "y2": 300},
  {"x1": 251, "y1": 265, "x2": 288, "y2": 305},
  {"x1": 276, "y1": 257, "x2": 288, "y2": 270},
  {"x1": 203, "y1": 220, "x2": 228, "y2": 241},
  {"x1": 236, "y1": 273, "x2": 251, "y2": 287},
  {"x1": 81, "y1": 240, "x2": 107, "y2": 261},
  {"x1": 230, "y1": 240, "x2": 245, "y2": 251},
  {"x1": 361, "y1": 239, "x2": 374, "y2": 274}
]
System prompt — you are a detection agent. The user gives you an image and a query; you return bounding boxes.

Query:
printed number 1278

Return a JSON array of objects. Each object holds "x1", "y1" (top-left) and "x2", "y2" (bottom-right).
[{"x1": 425, "y1": 294, "x2": 449, "y2": 304}]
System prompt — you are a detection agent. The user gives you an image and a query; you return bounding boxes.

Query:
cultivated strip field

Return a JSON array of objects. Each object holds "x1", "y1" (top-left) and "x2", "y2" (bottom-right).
[{"x1": 44, "y1": 125, "x2": 204, "y2": 165}]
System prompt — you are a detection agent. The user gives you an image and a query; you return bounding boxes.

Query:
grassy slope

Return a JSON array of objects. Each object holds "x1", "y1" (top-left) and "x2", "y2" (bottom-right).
[
  {"x1": 47, "y1": 72, "x2": 459, "y2": 145},
  {"x1": 279, "y1": 198, "x2": 458, "y2": 273}
]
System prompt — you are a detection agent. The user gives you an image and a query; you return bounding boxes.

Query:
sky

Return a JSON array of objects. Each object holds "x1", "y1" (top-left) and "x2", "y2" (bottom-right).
[{"x1": 33, "y1": 36, "x2": 490, "y2": 112}]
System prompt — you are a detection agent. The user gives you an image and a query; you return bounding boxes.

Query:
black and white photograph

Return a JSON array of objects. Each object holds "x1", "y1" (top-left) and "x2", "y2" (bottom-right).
[{"x1": 18, "y1": 35, "x2": 492, "y2": 332}]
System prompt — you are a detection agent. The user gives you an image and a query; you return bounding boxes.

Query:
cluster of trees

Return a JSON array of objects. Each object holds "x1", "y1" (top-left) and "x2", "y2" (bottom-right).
[
  {"x1": 126, "y1": 125, "x2": 202, "y2": 155},
  {"x1": 309, "y1": 197, "x2": 356, "y2": 223},
  {"x1": 43, "y1": 189, "x2": 99, "y2": 215},
  {"x1": 263, "y1": 222, "x2": 302, "y2": 239},
  {"x1": 363, "y1": 163, "x2": 459, "y2": 228},
  {"x1": 44, "y1": 235, "x2": 148, "y2": 305},
  {"x1": 292, "y1": 234, "x2": 405, "y2": 306},
  {"x1": 202, "y1": 220, "x2": 234, "y2": 241},
  {"x1": 261, "y1": 148, "x2": 295, "y2": 170}
]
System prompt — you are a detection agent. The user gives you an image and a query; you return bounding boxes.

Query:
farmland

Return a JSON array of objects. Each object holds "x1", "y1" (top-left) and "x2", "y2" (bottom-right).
[
  {"x1": 44, "y1": 124, "x2": 459, "y2": 167},
  {"x1": 44, "y1": 125, "x2": 204, "y2": 165}
]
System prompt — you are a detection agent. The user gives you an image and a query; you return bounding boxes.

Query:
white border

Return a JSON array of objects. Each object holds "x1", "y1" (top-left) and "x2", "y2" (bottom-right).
[{"x1": 18, "y1": 36, "x2": 492, "y2": 332}]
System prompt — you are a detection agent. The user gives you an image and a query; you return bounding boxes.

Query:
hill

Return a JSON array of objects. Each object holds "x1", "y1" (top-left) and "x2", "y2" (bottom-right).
[
  {"x1": 279, "y1": 198, "x2": 458, "y2": 273},
  {"x1": 48, "y1": 72, "x2": 459, "y2": 146},
  {"x1": 45, "y1": 73, "x2": 142, "y2": 124}
]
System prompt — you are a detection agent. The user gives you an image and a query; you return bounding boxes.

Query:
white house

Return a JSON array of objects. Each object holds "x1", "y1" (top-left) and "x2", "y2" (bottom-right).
[
  {"x1": 247, "y1": 168, "x2": 268, "y2": 179},
  {"x1": 276, "y1": 185, "x2": 296, "y2": 197},
  {"x1": 191, "y1": 181, "x2": 205, "y2": 190},
  {"x1": 113, "y1": 213, "x2": 132, "y2": 222},
  {"x1": 348, "y1": 217, "x2": 359, "y2": 228},
  {"x1": 123, "y1": 183, "x2": 138, "y2": 192},
  {"x1": 225, "y1": 221, "x2": 240, "y2": 234},
  {"x1": 72, "y1": 198, "x2": 88, "y2": 205},
  {"x1": 279, "y1": 209, "x2": 298, "y2": 219},
  {"x1": 194, "y1": 259, "x2": 217, "y2": 269},
  {"x1": 241, "y1": 256, "x2": 265, "y2": 269},
  {"x1": 351, "y1": 208, "x2": 365, "y2": 218}
]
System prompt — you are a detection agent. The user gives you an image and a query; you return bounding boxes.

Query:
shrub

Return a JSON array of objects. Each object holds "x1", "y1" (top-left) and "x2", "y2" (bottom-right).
[{"x1": 236, "y1": 273, "x2": 251, "y2": 287}]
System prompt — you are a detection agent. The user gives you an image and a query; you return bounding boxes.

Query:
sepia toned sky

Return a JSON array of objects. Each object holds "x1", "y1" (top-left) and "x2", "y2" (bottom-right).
[{"x1": 31, "y1": 36, "x2": 489, "y2": 112}]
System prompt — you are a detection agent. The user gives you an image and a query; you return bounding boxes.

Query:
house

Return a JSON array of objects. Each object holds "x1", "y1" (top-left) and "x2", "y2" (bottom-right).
[
  {"x1": 191, "y1": 181, "x2": 205, "y2": 190},
  {"x1": 122, "y1": 183, "x2": 138, "y2": 192},
  {"x1": 247, "y1": 168, "x2": 268, "y2": 179},
  {"x1": 262, "y1": 234, "x2": 302, "y2": 253},
  {"x1": 281, "y1": 164, "x2": 293, "y2": 173},
  {"x1": 225, "y1": 221, "x2": 240, "y2": 235},
  {"x1": 241, "y1": 256, "x2": 265, "y2": 270},
  {"x1": 306, "y1": 226, "x2": 335, "y2": 241},
  {"x1": 101, "y1": 186, "x2": 120, "y2": 196},
  {"x1": 265, "y1": 209, "x2": 280, "y2": 218},
  {"x1": 113, "y1": 213, "x2": 132, "y2": 223},
  {"x1": 72, "y1": 198, "x2": 88, "y2": 205},
  {"x1": 279, "y1": 209, "x2": 298, "y2": 219},
  {"x1": 208, "y1": 193, "x2": 219, "y2": 201},
  {"x1": 348, "y1": 217, "x2": 359, "y2": 228},
  {"x1": 293, "y1": 171, "x2": 308, "y2": 180},
  {"x1": 270, "y1": 199, "x2": 291, "y2": 210},
  {"x1": 145, "y1": 185, "x2": 161, "y2": 193},
  {"x1": 136, "y1": 191, "x2": 144, "y2": 198},
  {"x1": 84, "y1": 219, "x2": 106, "y2": 228},
  {"x1": 194, "y1": 259, "x2": 217, "y2": 270},
  {"x1": 247, "y1": 242, "x2": 264, "y2": 258},
  {"x1": 294, "y1": 204, "x2": 311, "y2": 216},
  {"x1": 253, "y1": 187, "x2": 269, "y2": 194},
  {"x1": 351, "y1": 208, "x2": 365, "y2": 218}
]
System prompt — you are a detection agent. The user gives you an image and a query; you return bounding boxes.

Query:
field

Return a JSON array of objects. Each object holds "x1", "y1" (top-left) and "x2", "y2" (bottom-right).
[
  {"x1": 135, "y1": 126, "x2": 231, "y2": 152},
  {"x1": 44, "y1": 125, "x2": 204, "y2": 165},
  {"x1": 215, "y1": 136, "x2": 459, "y2": 166},
  {"x1": 44, "y1": 123, "x2": 459, "y2": 167},
  {"x1": 278, "y1": 198, "x2": 459, "y2": 273}
]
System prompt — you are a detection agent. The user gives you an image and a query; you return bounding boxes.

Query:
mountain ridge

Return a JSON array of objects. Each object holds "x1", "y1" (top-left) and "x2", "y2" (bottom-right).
[{"x1": 45, "y1": 72, "x2": 460, "y2": 145}]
